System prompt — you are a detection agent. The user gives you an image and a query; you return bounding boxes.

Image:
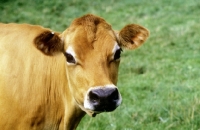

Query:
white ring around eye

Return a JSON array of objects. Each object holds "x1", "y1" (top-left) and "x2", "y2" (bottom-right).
[
  {"x1": 112, "y1": 42, "x2": 120, "y2": 53},
  {"x1": 112, "y1": 42, "x2": 121, "y2": 61},
  {"x1": 65, "y1": 46, "x2": 77, "y2": 65}
]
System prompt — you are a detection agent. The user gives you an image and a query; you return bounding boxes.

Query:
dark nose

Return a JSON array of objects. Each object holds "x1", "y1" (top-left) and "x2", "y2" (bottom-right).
[{"x1": 88, "y1": 88, "x2": 120, "y2": 112}]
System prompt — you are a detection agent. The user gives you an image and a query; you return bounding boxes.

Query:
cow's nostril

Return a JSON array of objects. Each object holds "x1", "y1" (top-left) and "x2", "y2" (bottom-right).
[
  {"x1": 89, "y1": 91, "x2": 100, "y2": 104},
  {"x1": 109, "y1": 88, "x2": 119, "y2": 101}
]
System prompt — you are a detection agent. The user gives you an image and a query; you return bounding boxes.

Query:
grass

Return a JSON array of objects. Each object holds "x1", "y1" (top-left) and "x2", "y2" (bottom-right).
[{"x1": 1, "y1": 0, "x2": 200, "y2": 129}]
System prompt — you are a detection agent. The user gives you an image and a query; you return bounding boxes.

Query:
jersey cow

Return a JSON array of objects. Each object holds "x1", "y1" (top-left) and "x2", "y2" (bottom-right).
[{"x1": 0, "y1": 14, "x2": 149, "y2": 130}]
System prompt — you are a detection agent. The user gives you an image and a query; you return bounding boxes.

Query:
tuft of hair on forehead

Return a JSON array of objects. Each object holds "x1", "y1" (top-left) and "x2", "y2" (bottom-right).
[{"x1": 71, "y1": 14, "x2": 112, "y2": 44}]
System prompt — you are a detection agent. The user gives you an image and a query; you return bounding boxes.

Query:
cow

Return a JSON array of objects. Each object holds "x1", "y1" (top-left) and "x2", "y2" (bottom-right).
[{"x1": 0, "y1": 14, "x2": 149, "y2": 130}]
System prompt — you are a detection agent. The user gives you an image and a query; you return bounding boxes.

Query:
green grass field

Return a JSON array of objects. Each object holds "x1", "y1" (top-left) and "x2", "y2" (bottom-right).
[{"x1": 1, "y1": 0, "x2": 200, "y2": 129}]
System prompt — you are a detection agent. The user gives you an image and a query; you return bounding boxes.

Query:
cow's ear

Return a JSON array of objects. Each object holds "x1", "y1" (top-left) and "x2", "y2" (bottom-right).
[
  {"x1": 117, "y1": 24, "x2": 149, "y2": 50},
  {"x1": 34, "y1": 31, "x2": 63, "y2": 55}
]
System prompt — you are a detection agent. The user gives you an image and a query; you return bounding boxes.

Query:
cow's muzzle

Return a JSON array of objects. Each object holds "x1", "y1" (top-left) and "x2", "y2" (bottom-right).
[{"x1": 84, "y1": 85, "x2": 122, "y2": 114}]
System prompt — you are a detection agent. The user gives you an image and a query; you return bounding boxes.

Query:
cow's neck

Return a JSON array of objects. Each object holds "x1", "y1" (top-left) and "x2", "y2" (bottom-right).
[
  {"x1": 45, "y1": 60, "x2": 86, "y2": 130},
  {"x1": 63, "y1": 87, "x2": 86, "y2": 130},
  {"x1": 64, "y1": 103, "x2": 85, "y2": 130}
]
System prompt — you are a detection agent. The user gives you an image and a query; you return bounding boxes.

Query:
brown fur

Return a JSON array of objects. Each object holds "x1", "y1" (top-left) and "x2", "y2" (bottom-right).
[
  {"x1": 119, "y1": 24, "x2": 150, "y2": 49},
  {"x1": 0, "y1": 14, "x2": 149, "y2": 130}
]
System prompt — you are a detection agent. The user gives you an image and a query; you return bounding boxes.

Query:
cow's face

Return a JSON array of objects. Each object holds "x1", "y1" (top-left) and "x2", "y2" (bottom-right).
[{"x1": 34, "y1": 14, "x2": 149, "y2": 117}]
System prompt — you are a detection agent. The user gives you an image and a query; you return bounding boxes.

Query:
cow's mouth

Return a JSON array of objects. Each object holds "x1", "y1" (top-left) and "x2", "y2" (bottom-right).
[
  {"x1": 77, "y1": 100, "x2": 118, "y2": 117},
  {"x1": 81, "y1": 104, "x2": 120, "y2": 117},
  {"x1": 86, "y1": 110, "x2": 98, "y2": 117},
  {"x1": 75, "y1": 100, "x2": 98, "y2": 117}
]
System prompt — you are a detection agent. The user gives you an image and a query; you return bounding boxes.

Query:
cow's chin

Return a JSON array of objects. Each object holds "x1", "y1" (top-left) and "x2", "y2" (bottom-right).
[
  {"x1": 84, "y1": 109, "x2": 99, "y2": 117},
  {"x1": 76, "y1": 103, "x2": 99, "y2": 117},
  {"x1": 77, "y1": 100, "x2": 118, "y2": 117}
]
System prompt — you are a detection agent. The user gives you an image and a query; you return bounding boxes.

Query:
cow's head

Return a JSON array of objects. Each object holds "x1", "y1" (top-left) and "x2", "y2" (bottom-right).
[{"x1": 34, "y1": 14, "x2": 149, "y2": 117}]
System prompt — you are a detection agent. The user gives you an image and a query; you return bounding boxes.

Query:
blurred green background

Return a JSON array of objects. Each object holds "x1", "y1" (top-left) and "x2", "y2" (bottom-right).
[{"x1": 1, "y1": 0, "x2": 200, "y2": 129}]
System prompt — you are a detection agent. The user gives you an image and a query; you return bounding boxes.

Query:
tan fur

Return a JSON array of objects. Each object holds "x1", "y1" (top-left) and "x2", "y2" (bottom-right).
[{"x1": 0, "y1": 14, "x2": 149, "y2": 130}]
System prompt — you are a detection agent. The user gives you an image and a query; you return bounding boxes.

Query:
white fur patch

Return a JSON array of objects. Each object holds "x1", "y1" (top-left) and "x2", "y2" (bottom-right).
[
  {"x1": 112, "y1": 42, "x2": 121, "y2": 61},
  {"x1": 112, "y1": 42, "x2": 120, "y2": 53},
  {"x1": 66, "y1": 46, "x2": 76, "y2": 57}
]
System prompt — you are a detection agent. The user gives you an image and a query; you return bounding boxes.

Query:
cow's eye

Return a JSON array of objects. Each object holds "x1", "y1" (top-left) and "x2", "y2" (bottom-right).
[
  {"x1": 114, "y1": 48, "x2": 122, "y2": 60},
  {"x1": 64, "y1": 52, "x2": 76, "y2": 64}
]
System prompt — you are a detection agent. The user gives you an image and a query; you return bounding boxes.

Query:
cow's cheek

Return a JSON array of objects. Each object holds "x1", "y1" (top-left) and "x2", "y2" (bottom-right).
[
  {"x1": 109, "y1": 62, "x2": 120, "y2": 85},
  {"x1": 67, "y1": 66, "x2": 90, "y2": 106}
]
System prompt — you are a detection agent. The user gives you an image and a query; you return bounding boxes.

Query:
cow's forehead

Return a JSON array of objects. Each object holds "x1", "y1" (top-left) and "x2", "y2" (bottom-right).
[{"x1": 65, "y1": 23, "x2": 118, "y2": 55}]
